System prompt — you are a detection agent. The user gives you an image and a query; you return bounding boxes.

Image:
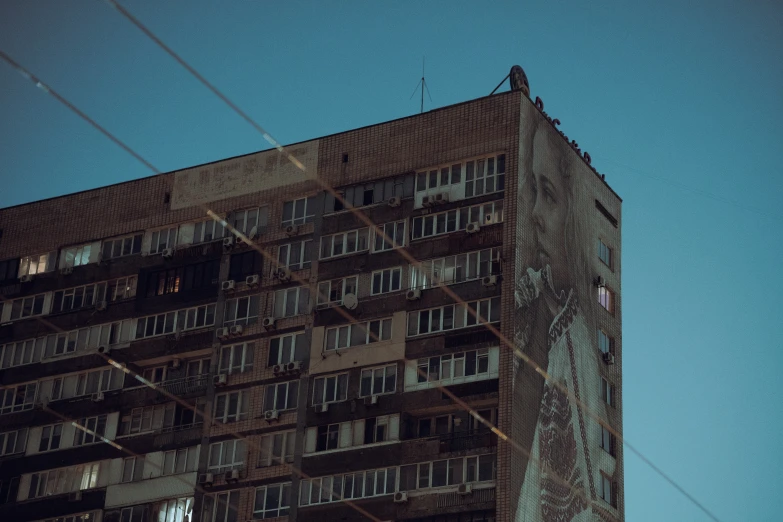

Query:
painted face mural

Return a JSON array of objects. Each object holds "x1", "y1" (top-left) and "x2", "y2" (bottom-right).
[{"x1": 514, "y1": 100, "x2": 617, "y2": 522}]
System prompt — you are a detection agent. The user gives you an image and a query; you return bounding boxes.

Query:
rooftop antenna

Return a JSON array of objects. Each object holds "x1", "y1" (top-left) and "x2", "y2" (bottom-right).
[{"x1": 410, "y1": 56, "x2": 433, "y2": 113}]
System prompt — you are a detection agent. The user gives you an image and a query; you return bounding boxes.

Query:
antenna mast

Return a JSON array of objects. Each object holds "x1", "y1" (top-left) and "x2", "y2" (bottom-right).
[{"x1": 410, "y1": 56, "x2": 433, "y2": 114}]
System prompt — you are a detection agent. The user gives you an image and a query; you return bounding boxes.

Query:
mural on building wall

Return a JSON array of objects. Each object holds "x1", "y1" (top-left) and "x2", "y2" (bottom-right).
[{"x1": 513, "y1": 99, "x2": 615, "y2": 521}]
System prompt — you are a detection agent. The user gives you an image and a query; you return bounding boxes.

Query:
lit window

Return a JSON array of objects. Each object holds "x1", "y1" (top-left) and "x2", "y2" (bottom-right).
[
  {"x1": 18, "y1": 251, "x2": 56, "y2": 277},
  {"x1": 598, "y1": 286, "x2": 615, "y2": 314},
  {"x1": 61, "y1": 243, "x2": 94, "y2": 268}
]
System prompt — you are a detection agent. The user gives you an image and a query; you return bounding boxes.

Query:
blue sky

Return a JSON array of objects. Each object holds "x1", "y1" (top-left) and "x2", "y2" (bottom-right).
[{"x1": 1, "y1": 1, "x2": 782, "y2": 520}]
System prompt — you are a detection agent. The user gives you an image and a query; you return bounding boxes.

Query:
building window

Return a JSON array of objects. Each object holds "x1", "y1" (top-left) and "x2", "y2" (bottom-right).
[
  {"x1": 416, "y1": 163, "x2": 462, "y2": 192},
  {"x1": 119, "y1": 403, "x2": 175, "y2": 435},
  {"x1": 18, "y1": 251, "x2": 56, "y2": 277},
  {"x1": 407, "y1": 297, "x2": 501, "y2": 337},
  {"x1": 0, "y1": 258, "x2": 20, "y2": 283},
  {"x1": 0, "y1": 337, "x2": 45, "y2": 369},
  {"x1": 228, "y1": 251, "x2": 261, "y2": 280},
  {"x1": 598, "y1": 238, "x2": 613, "y2": 268},
  {"x1": 142, "y1": 365, "x2": 168, "y2": 384},
  {"x1": 214, "y1": 391, "x2": 249, "y2": 423},
  {"x1": 317, "y1": 276, "x2": 358, "y2": 308},
  {"x1": 417, "y1": 414, "x2": 455, "y2": 437},
  {"x1": 412, "y1": 200, "x2": 503, "y2": 240},
  {"x1": 38, "y1": 424, "x2": 62, "y2": 452},
  {"x1": 149, "y1": 226, "x2": 178, "y2": 254},
  {"x1": 372, "y1": 220, "x2": 406, "y2": 252},
  {"x1": 598, "y1": 329, "x2": 615, "y2": 354},
  {"x1": 277, "y1": 240, "x2": 312, "y2": 271},
  {"x1": 0, "y1": 382, "x2": 37, "y2": 415},
  {"x1": 410, "y1": 248, "x2": 500, "y2": 290},
  {"x1": 312, "y1": 373, "x2": 348, "y2": 405},
  {"x1": 407, "y1": 347, "x2": 500, "y2": 391},
  {"x1": 218, "y1": 343, "x2": 254, "y2": 375},
  {"x1": 254, "y1": 483, "x2": 291, "y2": 519},
  {"x1": 231, "y1": 207, "x2": 268, "y2": 236},
  {"x1": 398, "y1": 454, "x2": 496, "y2": 492},
  {"x1": 598, "y1": 286, "x2": 615, "y2": 314},
  {"x1": 273, "y1": 286, "x2": 310, "y2": 318},
  {"x1": 282, "y1": 196, "x2": 317, "y2": 227},
  {"x1": 8, "y1": 293, "x2": 46, "y2": 321},
  {"x1": 324, "y1": 318, "x2": 392, "y2": 351},
  {"x1": 258, "y1": 430, "x2": 295, "y2": 467},
  {"x1": 135, "y1": 304, "x2": 217, "y2": 339},
  {"x1": 600, "y1": 473, "x2": 617, "y2": 507},
  {"x1": 363, "y1": 415, "x2": 395, "y2": 444},
  {"x1": 0, "y1": 428, "x2": 27, "y2": 456},
  {"x1": 45, "y1": 319, "x2": 133, "y2": 358},
  {"x1": 73, "y1": 415, "x2": 107, "y2": 446},
  {"x1": 40, "y1": 511, "x2": 98, "y2": 522},
  {"x1": 223, "y1": 296, "x2": 260, "y2": 326},
  {"x1": 325, "y1": 173, "x2": 415, "y2": 213},
  {"x1": 601, "y1": 377, "x2": 616, "y2": 407},
  {"x1": 320, "y1": 228, "x2": 370, "y2": 260},
  {"x1": 162, "y1": 446, "x2": 198, "y2": 475},
  {"x1": 316, "y1": 424, "x2": 340, "y2": 452},
  {"x1": 28, "y1": 463, "x2": 100, "y2": 499},
  {"x1": 102, "y1": 233, "x2": 143, "y2": 260},
  {"x1": 371, "y1": 267, "x2": 402, "y2": 295},
  {"x1": 108, "y1": 276, "x2": 138, "y2": 301},
  {"x1": 66, "y1": 367, "x2": 122, "y2": 398},
  {"x1": 203, "y1": 491, "x2": 240, "y2": 522},
  {"x1": 121, "y1": 457, "x2": 136, "y2": 483},
  {"x1": 52, "y1": 277, "x2": 136, "y2": 314},
  {"x1": 146, "y1": 261, "x2": 219, "y2": 297},
  {"x1": 208, "y1": 439, "x2": 246, "y2": 472},
  {"x1": 264, "y1": 380, "x2": 298, "y2": 413},
  {"x1": 190, "y1": 218, "x2": 226, "y2": 244},
  {"x1": 268, "y1": 332, "x2": 303, "y2": 367},
  {"x1": 60, "y1": 243, "x2": 94, "y2": 268},
  {"x1": 464, "y1": 154, "x2": 506, "y2": 197},
  {"x1": 146, "y1": 267, "x2": 181, "y2": 297},
  {"x1": 299, "y1": 466, "x2": 398, "y2": 506},
  {"x1": 150, "y1": 497, "x2": 193, "y2": 522},
  {"x1": 359, "y1": 364, "x2": 397, "y2": 397},
  {"x1": 601, "y1": 426, "x2": 617, "y2": 457}
]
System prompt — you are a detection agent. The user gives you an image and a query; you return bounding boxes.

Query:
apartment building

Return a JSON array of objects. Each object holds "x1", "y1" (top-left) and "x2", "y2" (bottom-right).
[{"x1": 0, "y1": 72, "x2": 623, "y2": 522}]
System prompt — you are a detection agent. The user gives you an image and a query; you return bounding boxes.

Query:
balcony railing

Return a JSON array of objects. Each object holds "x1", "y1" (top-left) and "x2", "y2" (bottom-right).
[
  {"x1": 437, "y1": 430, "x2": 497, "y2": 453},
  {"x1": 158, "y1": 374, "x2": 209, "y2": 396}
]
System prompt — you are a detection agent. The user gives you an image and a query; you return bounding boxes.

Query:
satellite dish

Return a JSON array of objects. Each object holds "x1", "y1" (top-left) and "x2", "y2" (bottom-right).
[
  {"x1": 509, "y1": 65, "x2": 530, "y2": 97},
  {"x1": 247, "y1": 225, "x2": 258, "y2": 240},
  {"x1": 343, "y1": 293, "x2": 358, "y2": 310}
]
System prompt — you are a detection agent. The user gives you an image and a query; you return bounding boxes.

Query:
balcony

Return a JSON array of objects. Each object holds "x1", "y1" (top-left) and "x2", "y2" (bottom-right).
[
  {"x1": 438, "y1": 430, "x2": 497, "y2": 453},
  {"x1": 121, "y1": 374, "x2": 209, "y2": 406}
]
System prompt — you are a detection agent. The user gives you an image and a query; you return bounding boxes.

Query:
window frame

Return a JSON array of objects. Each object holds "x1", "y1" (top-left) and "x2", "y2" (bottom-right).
[
  {"x1": 135, "y1": 303, "x2": 217, "y2": 339},
  {"x1": 213, "y1": 390, "x2": 249, "y2": 423},
  {"x1": 359, "y1": 364, "x2": 397, "y2": 398},
  {"x1": 202, "y1": 490, "x2": 240, "y2": 522},
  {"x1": 324, "y1": 318, "x2": 393, "y2": 351},
  {"x1": 267, "y1": 332, "x2": 302, "y2": 367},
  {"x1": 264, "y1": 380, "x2": 299, "y2": 413},
  {"x1": 317, "y1": 276, "x2": 358, "y2": 308},
  {"x1": 601, "y1": 377, "x2": 616, "y2": 407},
  {"x1": 18, "y1": 251, "x2": 57, "y2": 277},
  {"x1": 149, "y1": 226, "x2": 178, "y2": 255},
  {"x1": 273, "y1": 286, "x2": 311, "y2": 318},
  {"x1": 218, "y1": 342, "x2": 255, "y2": 375},
  {"x1": 60, "y1": 243, "x2": 93, "y2": 269},
  {"x1": 319, "y1": 228, "x2": 370, "y2": 260},
  {"x1": 0, "y1": 382, "x2": 38, "y2": 415},
  {"x1": 0, "y1": 427, "x2": 28, "y2": 456},
  {"x1": 258, "y1": 430, "x2": 295, "y2": 467},
  {"x1": 464, "y1": 154, "x2": 506, "y2": 198},
  {"x1": 39, "y1": 423, "x2": 63, "y2": 452},
  {"x1": 223, "y1": 295, "x2": 260, "y2": 327},
  {"x1": 370, "y1": 267, "x2": 402, "y2": 296},
  {"x1": 277, "y1": 239, "x2": 312, "y2": 271},
  {"x1": 598, "y1": 238, "x2": 613, "y2": 269},
  {"x1": 372, "y1": 220, "x2": 406, "y2": 253},
  {"x1": 72, "y1": 414, "x2": 107, "y2": 446},
  {"x1": 253, "y1": 482, "x2": 291, "y2": 519},
  {"x1": 102, "y1": 233, "x2": 143, "y2": 260},
  {"x1": 312, "y1": 373, "x2": 349, "y2": 405},
  {"x1": 8, "y1": 293, "x2": 47, "y2": 321},
  {"x1": 208, "y1": 439, "x2": 247, "y2": 472},
  {"x1": 409, "y1": 248, "x2": 500, "y2": 290},
  {"x1": 598, "y1": 286, "x2": 615, "y2": 314},
  {"x1": 282, "y1": 196, "x2": 317, "y2": 227},
  {"x1": 406, "y1": 297, "x2": 501, "y2": 337},
  {"x1": 411, "y1": 200, "x2": 504, "y2": 241}
]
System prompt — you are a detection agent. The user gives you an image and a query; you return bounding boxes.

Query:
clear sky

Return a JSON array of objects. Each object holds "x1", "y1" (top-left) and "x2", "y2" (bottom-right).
[{"x1": 1, "y1": 1, "x2": 781, "y2": 520}]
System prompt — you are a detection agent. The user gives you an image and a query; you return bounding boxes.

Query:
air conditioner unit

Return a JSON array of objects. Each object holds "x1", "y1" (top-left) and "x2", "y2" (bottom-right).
[
  {"x1": 162, "y1": 248, "x2": 175, "y2": 259},
  {"x1": 229, "y1": 324, "x2": 243, "y2": 336},
  {"x1": 68, "y1": 491, "x2": 82, "y2": 502},
  {"x1": 222, "y1": 280, "x2": 236, "y2": 292},
  {"x1": 466, "y1": 222, "x2": 481, "y2": 234},
  {"x1": 393, "y1": 491, "x2": 408, "y2": 503},
  {"x1": 92, "y1": 392, "x2": 105, "y2": 402},
  {"x1": 603, "y1": 352, "x2": 616, "y2": 365},
  {"x1": 276, "y1": 268, "x2": 291, "y2": 282},
  {"x1": 433, "y1": 192, "x2": 449, "y2": 204},
  {"x1": 170, "y1": 358, "x2": 181, "y2": 370},
  {"x1": 272, "y1": 364, "x2": 284, "y2": 375},
  {"x1": 406, "y1": 289, "x2": 421, "y2": 301},
  {"x1": 225, "y1": 469, "x2": 240, "y2": 483},
  {"x1": 594, "y1": 276, "x2": 605, "y2": 288},
  {"x1": 60, "y1": 267, "x2": 74, "y2": 275},
  {"x1": 286, "y1": 361, "x2": 302, "y2": 374},
  {"x1": 387, "y1": 196, "x2": 401, "y2": 207},
  {"x1": 316, "y1": 403, "x2": 329, "y2": 413},
  {"x1": 264, "y1": 410, "x2": 280, "y2": 421},
  {"x1": 422, "y1": 195, "x2": 433, "y2": 207},
  {"x1": 284, "y1": 225, "x2": 300, "y2": 236},
  {"x1": 245, "y1": 274, "x2": 260, "y2": 287},
  {"x1": 198, "y1": 473, "x2": 214, "y2": 486},
  {"x1": 481, "y1": 275, "x2": 498, "y2": 287},
  {"x1": 97, "y1": 345, "x2": 110, "y2": 355},
  {"x1": 19, "y1": 274, "x2": 33, "y2": 283},
  {"x1": 96, "y1": 300, "x2": 108, "y2": 311},
  {"x1": 364, "y1": 395, "x2": 379, "y2": 406},
  {"x1": 216, "y1": 327, "x2": 230, "y2": 340},
  {"x1": 262, "y1": 317, "x2": 276, "y2": 329},
  {"x1": 457, "y1": 483, "x2": 473, "y2": 495},
  {"x1": 213, "y1": 374, "x2": 228, "y2": 386},
  {"x1": 223, "y1": 236, "x2": 235, "y2": 249}
]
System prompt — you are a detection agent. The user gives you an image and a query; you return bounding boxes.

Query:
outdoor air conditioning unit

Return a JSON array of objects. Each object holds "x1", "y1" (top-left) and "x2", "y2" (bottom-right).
[
  {"x1": 60, "y1": 267, "x2": 74, "y2": 275},
  {"x1": 276, "y1": 268, "x2": 291, "y2": 282},
  {"x1": 223, "y1": 236, "x2": 235, "y2": 249},
  {"x1": 216, "y1": 327, "x2": 230, "y2": 340},
  {"x1": 387, "y1": 196, "x2": 401, "y2": 207},
  {"x1": 222, "y1": 280, "x2": 236, "y2": 292},
  {"x1": 272, "y1": 364, "x2": 284, "y2": 375},
  {"x1": 92, "y1": 392, "x2": 105, "y2": 402},
  {"x1": 406, "y1": 289, "x2": 421, "y2": 301},
  {"x1": 162, "y1": 248, "x2": 175, "y2": 259},
  {"x1": 96, "y1": 300, "x2": 108, "y2": 311},
  {"x1": 245, "y1": 274, "x2": 260, "y2": 287},
  {"x1": 284, "y1": 225, "x2": 300, "y2": 236},
  {"x1": 457, "y1": 483, "x2": 473, "y2": 495},
  {"x1": 229, "y1": 325, "x2": 244, "y2": 336},
  {"x1": 198, "y1": 473, "x2": 214, "y2": 486},
  {"x1": 213, "y1": 374, "x2": 228, "y2": 386},
  {"x1": 466, "y1": 222, "x2": 481, "y2": 234},
  {"x1": 316, "y1": 403, "x2": 329, "y2": 413},
  {"x1": 594, "y1": 276, "x2": 606, "y2": 288},
  {"x1": 393, "y1": 491, "x2": 408, "y2": 503},
  {"x1": 364, "y1": 395, "x2": 379, "y2": 406},
  {"x1": 422, "y1": 195, "x2": 433, "y2": 207},
  {"x1": 68, "y1": 491, "x2": 82, "y2": 502},
  {"x1": 19, "y1": 274, "x2": 33, "y2": 283},
  {"x1": 603, "y1": 352, "x2": 616, "y2": 365},
  {"x1": 481, "y1": 275, "x2": 498, "y2": 287},
  {"x1": 262, "y1": 317, "x2": 276, "y2": 330},
  {"x1": 225, "y1": 469, "x2": 240, "y2": 483},
  {"x1": 286, "y1": 361, "x2": 302, "y2": 374},
  {"x1": 264, "y1": 410, "x2": 280, "y2": 421},
  {"x1": 97, "y1": 345, "x2": 110, "y2": 355},
  {"x1": 433, "y1": 192, "x2": 449, "y2": 204}
]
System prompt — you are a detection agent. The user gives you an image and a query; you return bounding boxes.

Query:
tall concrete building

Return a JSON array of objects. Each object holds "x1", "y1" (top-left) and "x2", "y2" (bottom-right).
[{"x1": 0, "y1": 71, "x2": 622, "y2": 522}]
